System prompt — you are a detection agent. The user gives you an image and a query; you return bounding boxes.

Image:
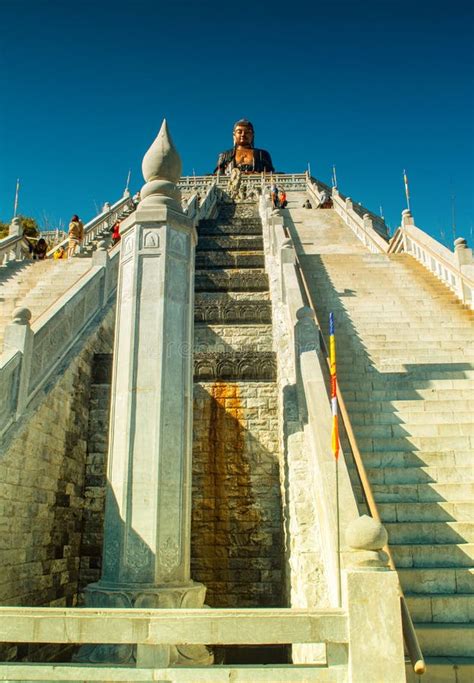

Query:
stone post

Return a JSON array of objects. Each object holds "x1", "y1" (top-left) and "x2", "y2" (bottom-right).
[
  {"x1": 342, "y1": 516, "x2": 405, "y2": 683},
  {"x1": 78, "y1": 120, "x2": 211, "y2": 668},
  {"x1": 3, "y1": 308, "x2": 34, "y2": 417},
  {"x1": 454, "y1": 238, "x2": 473, "y2": 304},
  {"x1": 8, "y1": 216, "x2": 21, "y2": 237}
]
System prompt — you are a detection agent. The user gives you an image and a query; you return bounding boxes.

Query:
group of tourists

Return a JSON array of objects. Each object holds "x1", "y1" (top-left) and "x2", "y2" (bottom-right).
[
  {"x1": 27, "y1": 213, "x2": 122, "y2": 261},
  {"x1": 270, "y1": 184, "x2": 288, "y2": 210}
]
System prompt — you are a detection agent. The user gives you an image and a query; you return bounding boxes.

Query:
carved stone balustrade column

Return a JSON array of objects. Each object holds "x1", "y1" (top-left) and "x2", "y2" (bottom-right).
[
  {"x1": 79, "y1": 120, "x2": 211, "y2": 668},
  {"x1": 342, "y1": 516, "x2": 405, "y2": 682}
]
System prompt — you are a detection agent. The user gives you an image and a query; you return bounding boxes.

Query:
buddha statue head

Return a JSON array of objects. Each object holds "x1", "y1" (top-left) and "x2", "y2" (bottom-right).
[{"x1": 233, "y1": 119, "x2": 254, "y2": 149}]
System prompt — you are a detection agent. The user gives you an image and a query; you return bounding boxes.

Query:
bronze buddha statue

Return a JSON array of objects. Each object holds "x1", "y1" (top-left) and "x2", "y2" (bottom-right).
[{"x1": 214, "y1": 119, "x2": 274, "y2": 174}]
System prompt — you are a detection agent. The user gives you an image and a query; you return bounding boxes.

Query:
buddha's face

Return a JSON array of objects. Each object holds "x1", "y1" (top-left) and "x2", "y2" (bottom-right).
[{"x1": 233, "y1": 125, "x2": 253, "y2": 148}]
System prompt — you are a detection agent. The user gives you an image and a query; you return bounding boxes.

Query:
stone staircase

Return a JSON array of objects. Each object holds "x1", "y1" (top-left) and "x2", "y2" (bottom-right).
[
  {"x1": 299, "y1": 247, "x2": 474, "y2": 681},
  {"x1": 192, "y1": 200, "x2": 285, "y2": 664},
  {"x1": 0, "y1": 258, "x2": 93, "y2": 349}
]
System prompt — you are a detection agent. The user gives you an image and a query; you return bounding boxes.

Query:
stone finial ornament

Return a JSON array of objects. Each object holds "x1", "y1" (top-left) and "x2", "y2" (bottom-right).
[
  {"x1": 345, "y1": 515, "x2": 389, "y2": 569},
  {"x1": 139, "y1": 119, "x2": 183, "y2": 212},
  {"x1": 12, "y1": 307, "x2": 32, "y2": 325}
]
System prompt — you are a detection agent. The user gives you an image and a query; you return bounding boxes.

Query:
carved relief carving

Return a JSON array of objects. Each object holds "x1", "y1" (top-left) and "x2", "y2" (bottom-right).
[
  {"x1": 194, "y1": 351, "x2": 276, "y2": 380},
  {"x1": 194, "y1": 270, "x2": 269, "y2": 292},
  {"x1": 159, "y1": 536, "x2": 180, "y2": 576},
  {"x1": 143, "y1": 230, "x2": 160, "y2": 249},
  {"x1": 123, "y1": 234, "x2": 135, "y2": 256},
  {"x1": 194, "y1": 300, "x2": 271, "y2": 324}
]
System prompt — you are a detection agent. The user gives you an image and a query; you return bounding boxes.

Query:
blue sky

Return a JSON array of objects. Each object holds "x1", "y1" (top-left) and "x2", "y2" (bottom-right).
[{"x1": 0, "y1": 0, "x2": 472, "y2": 244}]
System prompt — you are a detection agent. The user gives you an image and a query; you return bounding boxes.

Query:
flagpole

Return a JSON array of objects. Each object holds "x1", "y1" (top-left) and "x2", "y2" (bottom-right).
[
  {"x1": 332, "y1": 165, "x2": 338, "y2": 189},
  {"x1": 125, "y1": 169, "x2": 131, "y2": 192},
  {"x1": 329, "y1": 312, "x2": 342, "y2": 607},
  {"x1": 13, "y1": 178, "x2": 20, "y2": 217},
  {"x1": 403, "y1": 169, "x2": 411, "y2": 212}
]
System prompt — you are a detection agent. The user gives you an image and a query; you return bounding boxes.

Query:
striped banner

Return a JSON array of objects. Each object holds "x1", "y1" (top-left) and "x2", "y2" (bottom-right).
[{"x1": 329, "y1": 312, "x2": 339, "y2": 460}]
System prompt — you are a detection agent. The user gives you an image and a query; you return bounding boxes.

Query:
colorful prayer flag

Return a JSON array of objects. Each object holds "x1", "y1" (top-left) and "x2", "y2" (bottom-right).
[{"x1": 329, "y1": 312, "x2": 339, "y2": 460}]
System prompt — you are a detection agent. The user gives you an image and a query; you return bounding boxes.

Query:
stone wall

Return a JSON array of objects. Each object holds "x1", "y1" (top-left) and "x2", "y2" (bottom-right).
[
  {"x1": 77, "y1": 355, "x2": 112, "y2": 593},
  {"x1": 0, "y1": 306, "x2": 115, "y2": 661},
  {"x1": 191, "y1": 380, "x2": 283, "y2": 608},
  {"x1": 194, "y1": 324, "x2": 273, "y2": 352}
]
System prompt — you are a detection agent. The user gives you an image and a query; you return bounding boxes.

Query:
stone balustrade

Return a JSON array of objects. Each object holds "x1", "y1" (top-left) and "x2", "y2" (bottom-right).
[
  {"x1": 0, "y1": 180, "x2": 223, "y2": 444},
  {"x1": 0, "y1": 218, "x2": 28, "y2": 265},
  {"x1": 0, "y1": 581, "x2": 404, "y2": 682},
  {"x1": 258, "y1": 193, "x2": 406, "y2": 680},
  {"x1": 331, "y1": 189, "x2": 390, "y2": 254},
  {"x1": 389, "y1": 210, "x2": 474, "y2": 308},
  {"x1": 46, "y1": 193, "x2": 136, "y2": 257}
]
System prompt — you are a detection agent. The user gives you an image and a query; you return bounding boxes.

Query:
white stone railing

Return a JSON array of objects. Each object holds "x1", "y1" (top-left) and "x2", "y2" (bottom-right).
[
  {"x1": 0, "y1": 218, "x2": 30, "y2": 265},
  {"x1": 184, "y1": 180, "x2": 220, "y2": 222},
  {"x1": 0, "y1": 246, "x2": 118, "y2": 441},
  {"x1": 331, "y1": 189, "x2": 390, "y2": 254},
  {"x1": 0, "y1": 594, "x2": 405, "y2": 682},
  {"x1": 0, "y1": 188, "x2": 220, "y2": 442},
  {"x1": 259, "y1": 193, "x2": 417, "y2": 677},
  {"x1": 261, "y1": 194, "x2": 360, "y2": 604},
  {"x1": 46, "y1": 192, "x2": 136, "y2": 257},
  {"x1": 389, "y1": 210, "x2": 474, "y2": 308}
]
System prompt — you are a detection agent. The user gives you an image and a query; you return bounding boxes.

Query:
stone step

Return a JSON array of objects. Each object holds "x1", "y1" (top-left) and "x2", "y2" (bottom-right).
[
  {"x1": 390, "y1": 543, "x2": 474, "y2": 568},
  {"x1": 405, "y1": 656, "x2": 474, "y2": 683},
  {"x1": 405, "y1": 593, "x2": 474, "y2": 623},
  {"x1": 361, "y1": 450, "x2": 472, "y2": 469},
  {"x1": 353, "y1": 422, "x2": 474, "y2": 438},
  {"x1": 340, "y1": 379, "x2": 474, "y2": 393},
  {"x1": 364, "y1": 465, "x2": 473, "y2": 485},
  {"x1": 414, "y1": 623, "x2": 474, "y2": 657},
  {"x1": 385, "y1": 521, "x2": 474, "y2": 544},
  {"x1": 342, "y1": 388, "x2": 474, "y2": 402},
  {"x1": 198, "y1": 222, "x2": 263, "y2": 236},
  {"x1": 193, "y1": 351, "x2": 276, "y2": 381},
  {"x1": 375, "y1": 501, "x2": 474, "y2": 523},
  {"x1": 336, "y1": 356, "x2": 474, "y2": 369},
  {"x1": 337, "y1": 340, "x2": 473, "y2": 352},
  {"x1": 346, "y1": 400, "x2": 474, "y2": 414},
  {"x1": 321, "y1": 315, "x2": 473, "y2": 326},
  {"x1": 398, "y1": 567, "x2": 474, "y2": 594},
  {"x1": 333, "y1": 330, "x2": 474, "y2": 341},
  {"x1": 197, "y1": 236, "x2": 264, "y2": 251},
  {"x1": 349, "y1": 411, "x2": 474, "y2": 426},
  {"x1": 195, "y1": 251, "x2": 265, "y2": 270},
  {"x1": 367, "y1": 482, "x2": 474, "y2": 503},
  {"x1": 315, "y1": 299, "x2": 472, "y2": 311},
  {"x1": 349, "y1": 434, "x2": 474, "y2": 453},
  {"x1": 195, "y1": 269, "x2": 269, "y2": 292}
]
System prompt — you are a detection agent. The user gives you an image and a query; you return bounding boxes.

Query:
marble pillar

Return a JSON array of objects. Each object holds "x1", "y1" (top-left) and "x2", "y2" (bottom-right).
[{"x1": 78, "y1": 120, "x2": 211, "y2": 667}]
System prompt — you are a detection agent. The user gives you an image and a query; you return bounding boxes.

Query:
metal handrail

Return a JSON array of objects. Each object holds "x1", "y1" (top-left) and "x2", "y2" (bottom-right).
[{"x1": 294, "y1": 258, "x2": 426, "y2": 676}]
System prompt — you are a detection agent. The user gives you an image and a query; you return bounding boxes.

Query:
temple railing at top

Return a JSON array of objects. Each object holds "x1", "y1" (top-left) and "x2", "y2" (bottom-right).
[
  {"x1": 389, "y1": 210, "x2": 474, "y2": 309},
  {"x1": 178, "y1": 172, "x2": 308, "y2": 194}
]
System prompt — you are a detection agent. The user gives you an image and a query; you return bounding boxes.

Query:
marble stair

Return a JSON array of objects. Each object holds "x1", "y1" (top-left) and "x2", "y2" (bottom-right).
[
  {"x1": 300, "y1": 249, "x2": 474, "y2": 681},
  {"x1": 0, "y1": 258, "x2": 92, "y2": 350}
]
